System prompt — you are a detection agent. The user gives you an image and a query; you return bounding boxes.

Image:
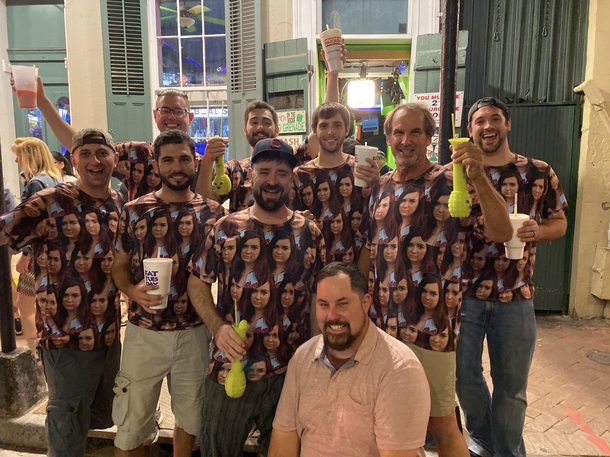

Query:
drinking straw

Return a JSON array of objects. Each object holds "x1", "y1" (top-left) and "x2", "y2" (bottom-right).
[
  {"x1": 220, "y1": 101, "x2": 224, "y2": 135},
  {"x1": 451, "y1": 113, "x2": 456, "y2": 139},
  {"x1": 234, "y1": 298, "x2": 238, "y2": 322},
  {"x1": 157, "y1": 246, "x2": 161, "y2": 258},
  {"x1": 326, "y1": 24, "x2": 329, "y2": 30},
  {"x1": 514, "y1": 193, "x2": 518, "y2": 217}
]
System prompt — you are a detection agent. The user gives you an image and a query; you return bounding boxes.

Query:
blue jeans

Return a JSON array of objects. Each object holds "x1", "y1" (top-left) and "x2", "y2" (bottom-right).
[{"x1": 456, "y1": 297, "x2": 536, "y2": 457}]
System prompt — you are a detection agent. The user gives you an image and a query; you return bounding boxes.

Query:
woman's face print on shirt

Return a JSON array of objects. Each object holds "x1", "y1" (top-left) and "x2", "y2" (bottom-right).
[
  {"x1": 399, "y1": 191, "x2": 420, "y2": 218},
  {"x1": 421, "y1": 281, "x2": 440, "y2": 311},
  {"x1": 407, "y1": 236, "x2": 427, "y2": 264},
  {"x1": 62, "y1": 213, "x2": 81, "y2": 240},
  {"x1": 221, "y1": 238, "x2": 238, "y2": 265},
  {"x1": 178, "y1": 214, "x2": 195, "y2": 239}
]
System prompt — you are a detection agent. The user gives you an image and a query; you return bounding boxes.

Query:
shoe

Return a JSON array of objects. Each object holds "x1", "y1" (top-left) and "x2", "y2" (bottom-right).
[
  {"x1": 155, "y1": 403, "x2": 163, "y2": 426},
  {"x1": 15, "y1": 318, "x2": 23, "y2": 335}
]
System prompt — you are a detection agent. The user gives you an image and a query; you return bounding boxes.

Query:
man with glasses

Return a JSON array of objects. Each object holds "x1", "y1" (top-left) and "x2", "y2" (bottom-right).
[
  {"x1": 358, "y1": 103, "x2": 511, "y2": 457},
  {"x1": 456, "y1": 97, "x2": 568, "y2": 457},
  {"x1": 29, "y1": 80, "x2": 195, "y2": 194}
]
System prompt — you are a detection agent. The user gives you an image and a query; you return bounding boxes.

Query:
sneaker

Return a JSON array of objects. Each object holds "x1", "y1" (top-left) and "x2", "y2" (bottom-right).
[
  {"x1": 15, "y1": 318, "x2": 23, "y2": 335},
  {"x1": 155, "y1": 403, "x2": 163, "y2": 426}
]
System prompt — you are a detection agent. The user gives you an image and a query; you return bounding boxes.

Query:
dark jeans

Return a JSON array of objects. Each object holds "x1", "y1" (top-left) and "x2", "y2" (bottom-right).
[
  {"x1": 39, "y1": 344, "x2": 121, "y2": 457},
  {"x1": 456, "y1": 297, "x2": 536, "y2": 457},
  {"x1": 200, "y1": 374, "x2": 285, "y2": 457}
]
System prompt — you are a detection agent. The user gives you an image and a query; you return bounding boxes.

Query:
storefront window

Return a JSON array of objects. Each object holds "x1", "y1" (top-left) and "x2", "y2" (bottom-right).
[
  {"x1": 155, "y1": 0, "x2": 226, "y2": 87},
  {"x1": 188, "y1": 104, "x2": 229, "y2": 157},
  {"x1": 321, "y1": 0, "x2": 409, "y2": 35}
]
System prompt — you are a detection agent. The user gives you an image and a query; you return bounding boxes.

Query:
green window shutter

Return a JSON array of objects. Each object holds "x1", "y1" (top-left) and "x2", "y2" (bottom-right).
[
  {"x1": 101, "y1": 0, "x2": 153, "y2": 143},
  {"x1": 225, "y1": 0, "x2": 263, "y2": 160}
]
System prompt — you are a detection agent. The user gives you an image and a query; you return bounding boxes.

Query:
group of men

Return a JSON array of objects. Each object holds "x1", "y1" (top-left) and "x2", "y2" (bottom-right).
[{"x1": 0, "y1": 47, "x2": 567, "y2": 457}]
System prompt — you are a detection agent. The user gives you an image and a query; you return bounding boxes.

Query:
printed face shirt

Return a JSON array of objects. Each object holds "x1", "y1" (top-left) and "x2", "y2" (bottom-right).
[
  {"x1": 293, "y1": 155, "x2": 370, "y2": 264},
  {"x1": 117, "y1": 191, "x2": 225, "y2": 331},
  {"x1": 366, "y1": 163, "x2": 461, "y2": 354},
  {"x1": 462, "y1": 154, "x2": 567, "y2": 303},
  {"x1": 0, "y1": 182, "x2": 124, "y2": 352},
  {"x1": 189, "y1": 208, "x2": 322, "y2": 384},
  {"x1": 224, "y1": 158, "x2": 254, "y2": 213}
]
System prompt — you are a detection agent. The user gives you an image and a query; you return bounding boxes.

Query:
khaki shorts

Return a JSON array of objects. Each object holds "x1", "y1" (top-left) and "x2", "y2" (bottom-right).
[
  {"x1": 113, "y1": 322, "x2": 211, "y2": 451},
  {"x1": 407, "y1": 343, "x2": 456, "y2": 417}
]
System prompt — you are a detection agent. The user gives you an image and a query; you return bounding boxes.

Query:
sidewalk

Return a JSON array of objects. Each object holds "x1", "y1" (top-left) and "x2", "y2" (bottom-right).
[{"x1": 1, "y1": 314, "x2": 609, "y2": 456}]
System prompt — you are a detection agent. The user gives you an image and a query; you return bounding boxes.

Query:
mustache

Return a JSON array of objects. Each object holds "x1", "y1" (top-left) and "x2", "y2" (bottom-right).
[
  {"x1": 323, "y1": 319, "x2": 350, "y2": 331},
  {"x1": 262, "y1": 185, "x2": 283, "y2": 193}
]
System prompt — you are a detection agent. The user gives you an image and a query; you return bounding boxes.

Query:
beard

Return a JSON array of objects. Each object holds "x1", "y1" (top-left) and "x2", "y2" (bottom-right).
[
  {"x1": 252, "y1": 184, "x2": 290, "y2": 212},
  {"x1": 322, "y1": 319, "x2": 362, "y2": 352},
  {"x1": 476, "y1": 132, "x2": 507, "y2": 154},
  {"x1": 319, "y1": 136, "x2": 343, "y2": 154},
  {"x1": 159, "y1": 170, "x2": 195, "y2": 191},
  {"x1": 247, "y1": 131, "x2": 272, "y2": 148}
]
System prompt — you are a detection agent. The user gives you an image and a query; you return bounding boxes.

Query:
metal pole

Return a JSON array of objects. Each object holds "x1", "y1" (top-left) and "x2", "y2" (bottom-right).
[
  {"x1": 438, "y1": 0, "x2": 460, "y2": 165},
  {"x1": 0, "y1": 136, "x2": 17, "y2": 353}
]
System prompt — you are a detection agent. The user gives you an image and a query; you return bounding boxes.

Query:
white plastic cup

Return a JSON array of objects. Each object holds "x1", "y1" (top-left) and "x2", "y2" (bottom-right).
[
  {"x1": 504, "y1": 213, "x2": 530, "y2": 259},
  {"x1": 12, "y1": 65, "x2": 38, "y2": 109},
  {"x1": 143, "y1": 258, "x2": 173, "y2": 310},
  {"x1": 320, "y1": 28, "x2": 343, "y2": 73},
  {"x1": 354, "y1": 145, "x2": 378, "y2": 187}
]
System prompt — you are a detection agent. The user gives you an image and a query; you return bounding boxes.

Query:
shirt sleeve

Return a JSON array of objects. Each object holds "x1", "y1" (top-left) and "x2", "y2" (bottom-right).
[
  {"x1": 272, "y1": 354, "x2": 300, "y2": 432},
  {"x1": 0, "y1": 189, "x2": 51, "y2": 251},
  {"x1": 374, "y1": 356, "x2": 431, "y2": 451},
  {"x1": 23, "y1": 180, "x2": 45, "y2": 201},
  {"x1": 544, "y1": 165, "x2": 568, "y2": 216}
]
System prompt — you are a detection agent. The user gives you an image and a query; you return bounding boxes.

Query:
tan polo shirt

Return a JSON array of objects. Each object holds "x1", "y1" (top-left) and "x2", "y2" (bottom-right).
[{"x1": 273, "y1": 320, "x2": 431, "y2": 456}]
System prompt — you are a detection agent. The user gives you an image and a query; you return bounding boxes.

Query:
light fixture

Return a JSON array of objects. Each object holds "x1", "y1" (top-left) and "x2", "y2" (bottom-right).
[{"x1": 347, "y1": 63, "x2": 375, "y2": 108}]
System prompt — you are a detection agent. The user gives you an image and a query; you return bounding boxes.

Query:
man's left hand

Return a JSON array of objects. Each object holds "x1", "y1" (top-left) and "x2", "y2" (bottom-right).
[
  {"x1": 517, "y1": 218, "x2": 539, "y2": 242},
  {"x1": 355, "y1": 157, "x2": 380, "y2": 187},
  {"x1": 451, "y1": 141, "x2": 486, "y2": 182}
]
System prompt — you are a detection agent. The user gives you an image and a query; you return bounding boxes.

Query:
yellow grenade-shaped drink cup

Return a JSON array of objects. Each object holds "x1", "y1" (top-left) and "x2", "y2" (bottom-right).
[
  {"x1": 224, "y1": 319, "x2": 249, "y2": 398},
  {"x1": 447, "y1": 137, "x2": 472, "y2": 217},
  {"x1": 211, "y1": 136, "x2": 232, "y2": 196}
]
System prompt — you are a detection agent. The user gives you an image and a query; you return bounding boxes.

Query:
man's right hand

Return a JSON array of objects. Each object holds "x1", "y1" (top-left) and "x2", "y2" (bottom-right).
[
  {"x1": 128, "y1": 279, "x2": 165, "y2": 314},
  {"x1": 215, "y1": 324, "x2": 246, "y2": 362},
  {"x1": 203, "y1": 137, "x2": 228, "y2": 164}
]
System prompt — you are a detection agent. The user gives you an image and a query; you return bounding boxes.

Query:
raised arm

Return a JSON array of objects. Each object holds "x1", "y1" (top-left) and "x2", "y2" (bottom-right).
[
  {"x1": 451, "y1": 142, "x2": 513, "y2": 242},
  {"x1": 35, "y1": 77, "x2": 76, "y2": 150},
  {"x1": 195, "y1": 137, "x2": 227, "y2": 202}
]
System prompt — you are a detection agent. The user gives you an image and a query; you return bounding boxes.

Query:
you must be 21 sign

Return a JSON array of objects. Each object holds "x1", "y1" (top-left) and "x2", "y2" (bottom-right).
[{"x1": 414, "y1": 92, "x2": 464, "y2": 127}]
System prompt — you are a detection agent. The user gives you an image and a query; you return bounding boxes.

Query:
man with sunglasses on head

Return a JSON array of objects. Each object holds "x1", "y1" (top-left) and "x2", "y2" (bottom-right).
[
  {"x1": 455, "y1": 97, "x2": 567, "y2": 457},
  {"x1": 358, "y1": 103, "x2": 512, "y2": 457}
]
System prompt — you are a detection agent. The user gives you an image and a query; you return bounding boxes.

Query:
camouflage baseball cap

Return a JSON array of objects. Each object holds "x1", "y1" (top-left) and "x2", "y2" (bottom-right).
[{"x1": 71, "y1": 128, "x2": 116, "y2": 154}]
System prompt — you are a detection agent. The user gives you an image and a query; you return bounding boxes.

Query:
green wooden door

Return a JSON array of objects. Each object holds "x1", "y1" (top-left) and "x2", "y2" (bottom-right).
[
  {"x1": 264, "y1": 38, "x2": 310, "y2": 147},
  {"x1": 101, "y1": 0, "x2": 153, "y2": 143},
  {"x1": 224, "y1": 0, "x2": 263, "y2": 160}
]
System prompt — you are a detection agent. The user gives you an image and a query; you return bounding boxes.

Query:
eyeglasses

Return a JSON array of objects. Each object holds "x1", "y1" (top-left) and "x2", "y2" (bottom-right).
[{"x1": 155, "y1": 107, "x2": 189, "y2": 117}]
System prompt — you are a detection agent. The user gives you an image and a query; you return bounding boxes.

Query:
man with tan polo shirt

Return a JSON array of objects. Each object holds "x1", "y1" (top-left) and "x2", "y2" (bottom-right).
[{"x1": 269, "y1": 262, "x2": 430, "y2": 457}]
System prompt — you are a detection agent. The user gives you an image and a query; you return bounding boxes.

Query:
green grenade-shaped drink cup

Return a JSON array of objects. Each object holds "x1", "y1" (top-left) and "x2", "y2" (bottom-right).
[
  {"x1": 447, "y1": 137, "x2": 472, "y2": 217},
  {"x1": 224, "y1": 319, "x2": 248, "y2": 398}
]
